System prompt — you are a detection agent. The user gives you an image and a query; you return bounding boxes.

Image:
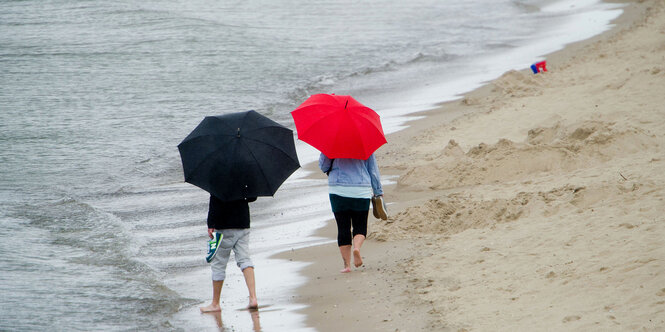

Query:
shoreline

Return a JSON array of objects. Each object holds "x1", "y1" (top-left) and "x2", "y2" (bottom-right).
[{"x1": 279, "y1": 0, "x2": 665, "y2": 330}]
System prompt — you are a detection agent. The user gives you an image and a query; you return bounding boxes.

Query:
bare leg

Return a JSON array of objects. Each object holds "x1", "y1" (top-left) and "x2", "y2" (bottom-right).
[
  {"x1": 200, "y1": 280, "x2": 224, "y2": 312},
  {"x1": 242, "y1": 267, "x2": 258, "y2": 309},
  {"x1": 353, "y1": 234, "x2": 365, "y2": 267},
  {"x1": 339, "y1": 245, "x2": 352, "y2": 273}
]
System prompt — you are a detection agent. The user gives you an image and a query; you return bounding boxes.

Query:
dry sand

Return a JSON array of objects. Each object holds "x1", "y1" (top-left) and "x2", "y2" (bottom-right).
[{"x1": 277, "y1": 0, "x2": 665, "y2": 330}]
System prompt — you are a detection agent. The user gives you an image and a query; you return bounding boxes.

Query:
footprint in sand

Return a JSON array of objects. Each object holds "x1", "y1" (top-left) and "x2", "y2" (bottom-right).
[{"x1": 656, "y1": 288, "x2": 665, "y2": 297}]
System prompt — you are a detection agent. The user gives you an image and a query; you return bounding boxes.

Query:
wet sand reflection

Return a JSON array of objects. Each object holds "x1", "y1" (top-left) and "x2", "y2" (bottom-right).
[{"x1": 202, "y1": 306, "x2": 264, "y2": 331}]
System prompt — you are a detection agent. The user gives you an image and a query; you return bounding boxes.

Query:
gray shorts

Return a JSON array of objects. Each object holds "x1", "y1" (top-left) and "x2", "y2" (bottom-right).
[{"x1": 210, "y1": 228, "x2": 254, "y2": 281}]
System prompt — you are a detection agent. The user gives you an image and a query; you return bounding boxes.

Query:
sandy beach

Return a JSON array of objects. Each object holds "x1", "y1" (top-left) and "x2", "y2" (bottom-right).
[{"x1": 276, "y1": 0, "x2": 665, "y2": 330}]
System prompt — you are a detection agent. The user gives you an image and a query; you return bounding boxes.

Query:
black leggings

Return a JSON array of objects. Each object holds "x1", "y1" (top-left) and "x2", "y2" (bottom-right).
[{"x1": 333, "y1": 210, "x2": 368, "y2": 246}]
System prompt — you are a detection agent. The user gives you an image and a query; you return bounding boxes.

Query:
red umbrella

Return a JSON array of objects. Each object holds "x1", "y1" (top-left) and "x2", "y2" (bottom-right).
[{"x1": 290, "y1": 94, "x2": 386, "y2": 160}]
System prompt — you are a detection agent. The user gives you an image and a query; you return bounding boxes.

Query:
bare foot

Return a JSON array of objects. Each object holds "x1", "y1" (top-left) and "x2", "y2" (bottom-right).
[
  {"x1": 353, "y1": 249, "x2": 363, "y2": 267},
  {"x1": 248, "y1": 297, "x2": 258, "y2": 310},
  {"x1": 340, "y1": 267, "x2": 351, "y2": 273},
  {"x1": 200, "y1": 303, "x2": 221, "y2": 313}
]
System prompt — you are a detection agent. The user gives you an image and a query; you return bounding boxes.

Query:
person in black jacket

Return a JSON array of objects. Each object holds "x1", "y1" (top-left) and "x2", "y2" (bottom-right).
[{"x1": 200, "y1": 195, "x2": 258, "y2": 312}]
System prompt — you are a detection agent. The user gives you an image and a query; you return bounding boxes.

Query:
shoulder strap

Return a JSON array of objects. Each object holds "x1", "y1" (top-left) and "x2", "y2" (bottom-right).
[{"x1": 325, "y1": 159, "x2": 335, "y2": 176}]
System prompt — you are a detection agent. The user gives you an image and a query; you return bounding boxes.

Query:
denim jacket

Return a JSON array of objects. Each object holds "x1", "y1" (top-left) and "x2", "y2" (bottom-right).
[{"x1": 319, "y1": 153, "x2": 383, "y2": 196}]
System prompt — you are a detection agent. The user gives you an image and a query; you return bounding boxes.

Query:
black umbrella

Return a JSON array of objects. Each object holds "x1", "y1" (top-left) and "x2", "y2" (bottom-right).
[{"x1": 178, "y1": 110, "x2": 300, "y2": 201}]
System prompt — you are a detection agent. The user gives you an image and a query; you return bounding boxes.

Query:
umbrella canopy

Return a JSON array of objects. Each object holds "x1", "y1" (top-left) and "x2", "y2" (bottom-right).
[
  {"x1": 178, "y1": 110, "x2": 300, "y2": 201},
  {"x1": 290, "y1": 94, "x2": 386, "y2": 160}
]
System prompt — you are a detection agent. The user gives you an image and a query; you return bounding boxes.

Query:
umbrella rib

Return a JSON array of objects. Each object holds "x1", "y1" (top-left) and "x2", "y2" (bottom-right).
[
  {"x1": 237, "y1": 138, "x2": 274, "y2": 194},
  {"x1": 343, "y1": 110, "x2": 366, "y2": 158},
  {"x1": 181, "y1": 116, "x2": 241, "y2": 182},
  {"x1": 184, "y1": 135, "x2": 235, "y2": 182},
  {"x1": 242, "y1": 124, "x2": 290, "y2": 136},
  {"x1": 347, "y1": 107, "x2": 386, "y2": 158},
  {"x1": 241, "y1": 124, "x2": 298, "y2": 160},
  {"x1": 243, "y1": 136, "x2": 300, "y2": 168},
  {"x1": 294, "y1": 107, "x2": 342, "y2": 140},
  {"x1": 209, "y1": 115, "x2": 240, "y2": 133}
]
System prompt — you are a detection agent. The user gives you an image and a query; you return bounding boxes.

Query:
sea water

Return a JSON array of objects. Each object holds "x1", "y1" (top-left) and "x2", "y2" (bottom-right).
[{"x1": 0, "y1": 0, "x2": 623, "y2": 330}]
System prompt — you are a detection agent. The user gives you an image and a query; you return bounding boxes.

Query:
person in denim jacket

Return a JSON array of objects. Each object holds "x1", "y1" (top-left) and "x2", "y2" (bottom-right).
[{"x1": 319, "y1": 153, "x2": 383, "y2": 273}]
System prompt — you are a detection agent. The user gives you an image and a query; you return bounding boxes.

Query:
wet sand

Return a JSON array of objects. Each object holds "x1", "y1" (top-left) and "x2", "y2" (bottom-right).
[{"x1": 280, "y1": 0, "x2": 665, "y2": 330}]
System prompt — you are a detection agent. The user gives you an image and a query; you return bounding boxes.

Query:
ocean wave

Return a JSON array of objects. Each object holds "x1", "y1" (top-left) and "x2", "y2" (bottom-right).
[
  {"x1": 275, "y1": 48, "x2": 458, "y2": 110},
  {"x1": 512, "y1": 0, "x2": 541, "y2": 13},
  {"x1": 3, "y1": 193, "x2": 192, "y2": 330},
  {"x1": 0, "y1": 48, "x2": 200, "y2": 58},
  {"x1": 485, "y1": 42, "x2": 517, "y2": 50}
]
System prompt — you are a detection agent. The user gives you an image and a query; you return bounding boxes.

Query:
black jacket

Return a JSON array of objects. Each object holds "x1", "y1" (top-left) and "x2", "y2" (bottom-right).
[{"x1": 207, "y1": 195, "x2": 256, "y2": 229}]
